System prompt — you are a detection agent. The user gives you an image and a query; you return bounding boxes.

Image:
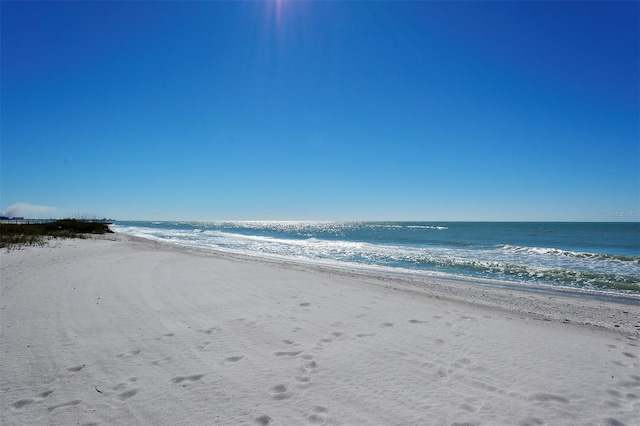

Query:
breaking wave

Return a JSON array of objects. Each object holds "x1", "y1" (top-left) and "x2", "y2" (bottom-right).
[{"x1": 499, "y1": 245, "x2": 640, "y2": 264}]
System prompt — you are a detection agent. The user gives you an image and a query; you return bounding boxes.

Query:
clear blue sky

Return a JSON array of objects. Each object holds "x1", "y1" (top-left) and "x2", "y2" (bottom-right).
[{"x1": 2, "y1": 1, "x2": 638, "y2": 221}]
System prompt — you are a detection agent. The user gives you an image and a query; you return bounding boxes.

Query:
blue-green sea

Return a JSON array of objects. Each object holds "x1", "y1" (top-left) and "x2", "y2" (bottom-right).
[{"x1": 112, "y1": 221, "x2": 640, "y2": 298}]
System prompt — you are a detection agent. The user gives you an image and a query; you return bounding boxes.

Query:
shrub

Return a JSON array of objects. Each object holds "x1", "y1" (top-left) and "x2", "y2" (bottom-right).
[{"x1": 0, "y1": 219, "x2": 112, "y2": 249}]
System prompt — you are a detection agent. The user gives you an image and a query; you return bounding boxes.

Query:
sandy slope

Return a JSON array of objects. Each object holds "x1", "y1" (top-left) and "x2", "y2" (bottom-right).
[{"x1": 1, "y1": 237, "x2": 639, "y2": 425}]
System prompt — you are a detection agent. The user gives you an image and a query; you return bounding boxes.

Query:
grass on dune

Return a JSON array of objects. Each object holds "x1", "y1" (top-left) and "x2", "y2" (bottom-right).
[{"x1": 0, "y1": 219, "x2": 113, "y2": 249}]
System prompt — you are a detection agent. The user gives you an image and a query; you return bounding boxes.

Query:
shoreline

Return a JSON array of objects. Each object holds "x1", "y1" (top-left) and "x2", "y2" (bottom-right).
[
  {"x1": 123, "y1": 233, "x2": 640, "y2": 334},
  {"x1": 114, "y1": 224, "x2": 640, "y2": 305},
  {"x1": 111, "y1": 221, "x2": 640, "y2": 300},
  {"x1": 2, "y1": 236, "x2": 639, "y2": 425}
]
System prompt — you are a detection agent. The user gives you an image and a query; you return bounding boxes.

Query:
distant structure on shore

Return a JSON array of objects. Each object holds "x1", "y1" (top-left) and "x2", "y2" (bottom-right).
[{"x1": 0, "y1": 217, "x2": 113, "y2": 224}]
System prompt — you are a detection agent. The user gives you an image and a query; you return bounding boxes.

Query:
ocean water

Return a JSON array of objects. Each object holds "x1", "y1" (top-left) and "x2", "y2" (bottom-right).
[{"x1": 112, "y1": 221, "x2": 640, "y2": 298}]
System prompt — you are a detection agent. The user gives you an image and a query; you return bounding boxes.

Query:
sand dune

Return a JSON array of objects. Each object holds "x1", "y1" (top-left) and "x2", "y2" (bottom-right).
[{"x1": 1, "y1": 236, "x2": 638, "y2": 425}]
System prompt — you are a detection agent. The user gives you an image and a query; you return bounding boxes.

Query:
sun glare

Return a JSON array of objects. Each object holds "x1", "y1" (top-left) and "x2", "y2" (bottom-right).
[
  {"x1": 266, "y1": 0, "x2": 285, "y2": 28},
  {"x1": 267, "y1": 0, "x2": 306, "y2": 31},
  {"x1": 275, "y1": 0, "x2": 283, "y2": 23}
]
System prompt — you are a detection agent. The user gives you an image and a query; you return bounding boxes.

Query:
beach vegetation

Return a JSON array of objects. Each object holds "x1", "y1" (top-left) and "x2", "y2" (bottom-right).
[{"x1": 0, "y1": 219, "x2": 112, "y2": 249}]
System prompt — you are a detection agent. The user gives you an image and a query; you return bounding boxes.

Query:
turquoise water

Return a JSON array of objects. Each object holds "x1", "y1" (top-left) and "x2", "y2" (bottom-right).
[{"x1": 112, "y1": 221, "x2": 640, "y2": 297}]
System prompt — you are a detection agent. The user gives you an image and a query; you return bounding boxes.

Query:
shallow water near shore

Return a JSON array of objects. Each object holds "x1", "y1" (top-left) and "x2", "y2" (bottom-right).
[{"x1": 113, "y1": 221, "x2": 640, "y2": 297}]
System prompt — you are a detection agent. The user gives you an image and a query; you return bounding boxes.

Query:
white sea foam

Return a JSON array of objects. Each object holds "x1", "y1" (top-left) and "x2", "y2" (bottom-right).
[
  {"x1": 406, "y1": 225, "x2": 448, "y2": 230},
  {"x1": 499, "y1": 244, "x2": 640, "y2": 263}
]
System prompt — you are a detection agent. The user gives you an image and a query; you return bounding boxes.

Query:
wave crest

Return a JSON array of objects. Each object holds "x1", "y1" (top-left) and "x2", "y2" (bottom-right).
[{"x1": 499, "y1": 245, "x2": 640, "y2": 264}]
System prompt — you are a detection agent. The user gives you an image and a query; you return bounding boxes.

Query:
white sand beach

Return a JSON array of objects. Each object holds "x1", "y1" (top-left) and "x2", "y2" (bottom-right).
[{"x1": 1, "y1": 236, "x2": 639, "y2": 426}]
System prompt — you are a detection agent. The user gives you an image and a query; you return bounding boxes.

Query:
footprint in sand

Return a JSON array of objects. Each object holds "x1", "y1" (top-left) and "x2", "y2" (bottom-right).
[
  {"x1": 255, "y1": 414, "x2": 273, "y2": 425},
  {"x1": 12, "y1": 388, "x2": 56, "y2": 410},
  {"x1": 112, "y1": 383, "x2": 128, "y2": 391},
  {"x1": 603, "y1": 418, "x2": 628, "y2": 426},
  {"x1": 151, "y1": 356, "x2": 171, "y2": 366},
  {"x1": 223, "y1": 356, "x2": 244, "y2": 364},
  {"x1": 271, "y1": 384, "x2": 291, "y2": 400},
  {"x1": 296, "y1": 356, "x2": 318, "y2": 389},
  {"x1": 233, "y1": 317, "x2": 257, "y2": 327},
  {"x1": 12, "y1": 399, "x2": 34, "y2": 409},
  {"x1": 172, "y1": 374, "x2": 205, "y2": 384},
  {"x1": 118, "y1": 389, "x2": 138, "y2": 401},
  {"x1": 296, "y1": 375, "x2": 312, "y2": 389},
  {"x1": 274, "y1": 350, "x2": 303, "y2": 357},
  {"x1": 308, "y1": 405, "x2": 330, "y2": 424},
  {"x1": 67, "y1": 364, "x2": 85, "y2": 372},
  {"x1": 47, "y1": 400, "x2": 82, "y2": 412},
  {"x1": 116, "y1": 349, "x2": 141, "y2": 359},
  {"x1": 299, "y1": 358, "x2": 318, "y2": 374},
  {"x1": 156, "y1": 333, "x2": 174, "y2": 340}
]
